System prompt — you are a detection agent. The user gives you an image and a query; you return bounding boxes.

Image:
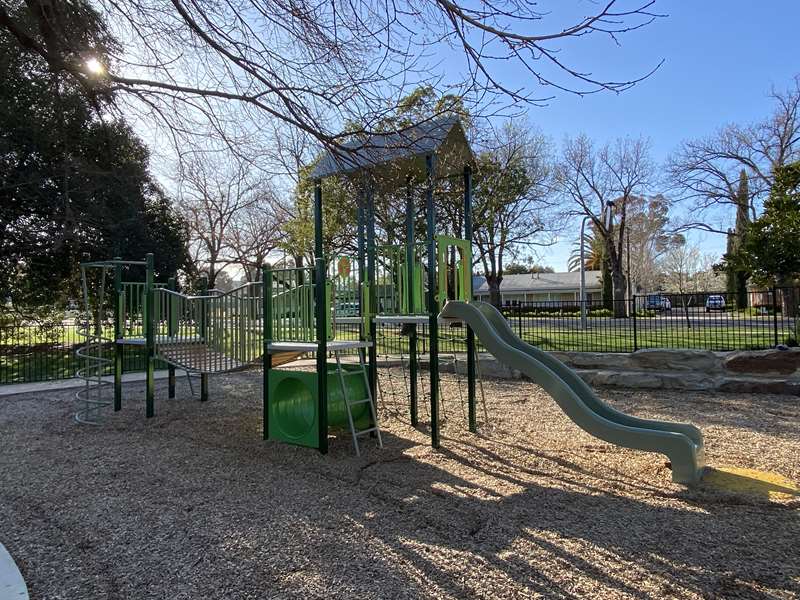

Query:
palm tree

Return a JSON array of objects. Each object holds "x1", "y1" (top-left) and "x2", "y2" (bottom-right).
[{"x1": 568, "y1": 227, "x2": 604, "y2": 272}]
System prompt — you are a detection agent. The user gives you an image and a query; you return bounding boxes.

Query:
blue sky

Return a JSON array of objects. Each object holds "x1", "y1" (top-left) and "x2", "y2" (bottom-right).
[{"x1": 475, "y1": 1, "x2": 800, "y2": 270}]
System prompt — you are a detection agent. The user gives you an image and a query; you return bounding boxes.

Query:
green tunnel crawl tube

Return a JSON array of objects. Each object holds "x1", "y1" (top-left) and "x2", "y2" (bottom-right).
[{"x1": 268, "y1": 364, "x2": 371, "y2": 448}]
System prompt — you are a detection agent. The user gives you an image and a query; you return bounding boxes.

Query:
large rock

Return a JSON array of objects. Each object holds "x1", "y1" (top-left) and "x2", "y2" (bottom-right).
[
  {"x1": 718, "y1": 377, "x2": 800, "y2": 395},
  {"x1": 585, "y1": 369, "x2": 717, "y2": 391},
  {"x1": 587, "y1": 370, "x2": 664, "y2": 389},
  {"x1": 724, "y1": 348, "x2": 800, "y2": 375},
  {"x1": 630, "y1": 348, "x2": 721, "y2": 372},
  {"x1": 551, "y1": 351, "x2": 633, "y2": 370}
]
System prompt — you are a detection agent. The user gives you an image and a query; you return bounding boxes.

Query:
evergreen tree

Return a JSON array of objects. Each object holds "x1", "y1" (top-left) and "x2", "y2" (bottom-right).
[
  {"x1": 733, "y1": 170, "x2": 751, "y2": 306},
  {"x1": 725, "y1": 228, "x2": 738, "y2": 297},
  {"x1": 739, "y1": 161, "x2": 800, "y2": 316},
  {"x1": 0, "y1": 6, "x2": 188, "y2": 314}
]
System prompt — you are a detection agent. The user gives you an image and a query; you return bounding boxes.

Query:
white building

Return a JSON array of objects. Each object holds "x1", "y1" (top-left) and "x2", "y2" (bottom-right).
[{"x1": 472, "y1": 271, "x2": 602, "y2": 305}]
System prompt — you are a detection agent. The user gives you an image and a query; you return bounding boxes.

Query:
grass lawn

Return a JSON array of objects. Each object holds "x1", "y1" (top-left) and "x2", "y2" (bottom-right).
[{"x1": 2, "y1": 315, "x2": 796, "y2": 384}]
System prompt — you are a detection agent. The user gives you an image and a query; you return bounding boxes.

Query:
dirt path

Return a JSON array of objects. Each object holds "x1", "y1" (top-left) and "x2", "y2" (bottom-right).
[{"x1": 1, "y1": 370, "x2": 798, "y2": 599}]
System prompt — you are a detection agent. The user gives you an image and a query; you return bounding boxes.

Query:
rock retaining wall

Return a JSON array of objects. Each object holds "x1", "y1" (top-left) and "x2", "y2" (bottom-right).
[{"x1": 468, "y1": 348, "x2": 800, "y2": 395}]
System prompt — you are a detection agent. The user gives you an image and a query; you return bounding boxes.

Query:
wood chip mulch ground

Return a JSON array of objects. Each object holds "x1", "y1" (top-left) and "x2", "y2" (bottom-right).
[{"x1": 1, "y1": 368, "x2": 798, "y2": 599}]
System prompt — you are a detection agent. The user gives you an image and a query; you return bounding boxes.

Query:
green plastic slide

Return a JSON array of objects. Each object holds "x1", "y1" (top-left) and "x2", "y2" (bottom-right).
[{"x1": 439, "y1": 301, "x2": 705, "y2": 484}]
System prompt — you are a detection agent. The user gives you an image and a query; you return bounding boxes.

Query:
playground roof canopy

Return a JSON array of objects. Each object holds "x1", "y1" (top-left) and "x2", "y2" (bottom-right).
[{"x1": 310, "y1": 115, "x2": 473, "y2": 181}]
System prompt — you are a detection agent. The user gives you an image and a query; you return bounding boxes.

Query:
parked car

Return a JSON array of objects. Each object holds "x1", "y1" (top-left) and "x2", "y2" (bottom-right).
[
  {"x1": 645, "y1": 295, "x2": 672, "y2": 312},
  {"x1": 705, "y1": 295, "x2": 726, "y2": 312}
]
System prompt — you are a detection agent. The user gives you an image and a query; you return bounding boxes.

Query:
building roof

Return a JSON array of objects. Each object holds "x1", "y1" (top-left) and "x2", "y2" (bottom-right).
[
  {"x1": 472, "y1": 271, "x2": 602, "y2": 294},
  {"x1": 310, "y1": 115, "x2": 473, "y2": 181}
]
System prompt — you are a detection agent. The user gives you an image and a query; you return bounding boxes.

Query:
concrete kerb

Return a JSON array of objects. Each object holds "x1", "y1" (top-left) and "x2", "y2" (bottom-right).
[{"x1": 0, "y1": 369, "x2": 190, "y2": 398}]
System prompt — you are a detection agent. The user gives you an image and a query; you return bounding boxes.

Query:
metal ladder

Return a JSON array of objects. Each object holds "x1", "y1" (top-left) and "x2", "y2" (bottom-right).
[{"x1": 334, "y1": 351, "x2": 383, "y2": 456}]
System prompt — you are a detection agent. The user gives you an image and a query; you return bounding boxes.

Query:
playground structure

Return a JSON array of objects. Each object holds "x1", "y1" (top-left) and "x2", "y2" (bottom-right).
[{"x1": 76, "y1": 116, "x2": 705, "y2": 483}]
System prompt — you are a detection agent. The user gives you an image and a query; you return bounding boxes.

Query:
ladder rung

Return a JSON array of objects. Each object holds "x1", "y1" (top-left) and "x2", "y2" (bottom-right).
[
  {"x1": 347, "y1": 398, "x2": 373, "y2": 405},
  {"x1": 355, "y1": 427, "x2": 379, "y2": 436},
  {"x1": 342, "y1": 369, "x2": 365, "y2": 377}
]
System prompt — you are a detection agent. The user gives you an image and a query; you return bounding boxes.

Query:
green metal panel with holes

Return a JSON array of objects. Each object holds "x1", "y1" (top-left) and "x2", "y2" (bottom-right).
[{"x1": 267, "y1": 364, "x2": 371, "y2": 448}]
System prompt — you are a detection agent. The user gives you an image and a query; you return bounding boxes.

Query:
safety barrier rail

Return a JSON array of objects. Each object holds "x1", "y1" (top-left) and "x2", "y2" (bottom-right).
[
  {"x1": 265, "y1": 266, "x2": 331, "y2": 343},
  {"x1": 153, "y1": 282, "x2": 263, "y2": 372}
]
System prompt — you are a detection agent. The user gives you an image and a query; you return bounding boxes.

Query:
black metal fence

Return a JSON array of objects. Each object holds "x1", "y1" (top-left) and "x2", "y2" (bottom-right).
[
  {"x1": 0, "y1": 319, "x2": 163, "y2": 385},
  {"x1": 2, "y1": 288, "x2": 798, "y2": 384},
  {"x1": 495, "y1": 287, "x2": 798, "y2": 354},
  {"x1": 372, "y1": 288, "x2": 800, "y2": 356}
]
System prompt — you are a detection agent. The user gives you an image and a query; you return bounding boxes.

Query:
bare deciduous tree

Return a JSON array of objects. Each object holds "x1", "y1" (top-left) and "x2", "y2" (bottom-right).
[
  {"x1": 473, "y1": 123, "x2": 555, "y2": 307},
  {"x1": 0, "y1": 0, "x2": 664, "y2": 160},
  {"x1": 668, "y1": 75, "x2": 800, "y2": 234},
  {"x1": 178, "y1": 157, "x2": 264, "y2": 288},
  {"x1": 554, "y1": 135, "x2": 655, "y2": 317},
  {"x1": 227, "y1": 199, "x2": 286, "y2": 282}
]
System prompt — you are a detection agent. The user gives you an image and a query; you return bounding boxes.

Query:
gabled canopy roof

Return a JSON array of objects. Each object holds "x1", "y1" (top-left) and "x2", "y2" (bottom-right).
[{"x1": 310, "y1": 115, "x2": 474, "y2": 182}]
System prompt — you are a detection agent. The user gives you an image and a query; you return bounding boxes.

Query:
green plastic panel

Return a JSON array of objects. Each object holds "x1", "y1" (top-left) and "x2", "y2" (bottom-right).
[{"x1": 435, "y1": 235, "x2": 472, "y2": 308}]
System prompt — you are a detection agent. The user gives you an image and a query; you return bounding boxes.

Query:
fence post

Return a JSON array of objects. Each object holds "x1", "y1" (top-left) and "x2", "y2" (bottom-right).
[
  {"x1": 263, "y1": 266, "x2": 272, "y2": 441},
  {"x1": 167, "y1": 276, "x2": 176, "y2": 399},
  {"x1": 144, "y1": 253, "x2": 155, "y2": 417},
  {"x1": 517, "y1": 304, "x2": 523, "y2": 339},
  {"x1": 113, "y1": 258, "x2": 123, "y2": 411},
  {"x1": 773, "y1": 287, "x2": 780, "y2": 347},
  {"x1": 632, "y1": 295, "x2": 638, "y2": 352}
]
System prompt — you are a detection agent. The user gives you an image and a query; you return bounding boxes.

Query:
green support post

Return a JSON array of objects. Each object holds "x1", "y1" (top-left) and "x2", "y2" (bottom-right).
[
  {"x1": 425, "y1": 154, "x2": 440, "y2": 448},
  {"x1": 357, "y1": 197, "x2": 369, "y2": 377},
  {"x1": 406, "y1": 175, "x2": 419, "y2": 426},
  {"x1": 263, "y1": 266, "x2": 272, "y2": 440},
  {"x1": 167, "y1": 276, "x2": 176, "y2": 399},
  {"x1": 464, "y1": 165, "x2": 477, "y2": 433},
  {"x1": 199, "y1": 275, "x2": 209, "y2": 402},
  {"x1": 366, "y1": 180, "x2": 378, "y2": 411},
  {"x1": 314, "y1": 181, "x2": 329, "y2": 454},
  {"x1": 145, "y1": 253, "x2": 155, "y2": 418},
  {"x1": 113, "y1": 258, "x2": 123, "y2": 411}
]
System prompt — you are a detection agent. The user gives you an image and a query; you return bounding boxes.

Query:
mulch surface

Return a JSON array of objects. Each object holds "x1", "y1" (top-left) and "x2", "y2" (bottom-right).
[{"x1": 1, "y1": 368, "x2": 798, "y2": 599}]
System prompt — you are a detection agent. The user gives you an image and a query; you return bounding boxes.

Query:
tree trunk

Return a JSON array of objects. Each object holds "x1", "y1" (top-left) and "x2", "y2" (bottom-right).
[
  {"x1": 778, "y1": 280, "x2": 798, "y2": 320},
  {"x1": 611, "y1": 269, "x2": 627, "y2": 318},
  {"x1": 486, "y1": 275, "x2": 502, "y2": 309},
  {"x1": 601, "y1": 258, "x2": 613, "y2": 311},
  {"x1": 736, "y1": 271, "x2": 749, "y2": 309},
  {"x1": 682, "y1": 296, "x2": 692, "y2": 329}
]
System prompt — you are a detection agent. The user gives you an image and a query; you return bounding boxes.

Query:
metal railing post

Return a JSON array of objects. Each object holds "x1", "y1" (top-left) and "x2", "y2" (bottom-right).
[
  {"x1": 145, "y1": 253, "x2": 155, "y2": 417},
  {"x1": 263, "y1": 266, "x2": 272, "y2": 441},
  {"x1": 167, "y1": 276, "x2": 176, "y2": 399},
  {"x1": 199, "y1": 276, "x2": 209, "y2": 402},
  {"x1": 113, "y1": 258, "x2": 123, "y2": 411}
]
